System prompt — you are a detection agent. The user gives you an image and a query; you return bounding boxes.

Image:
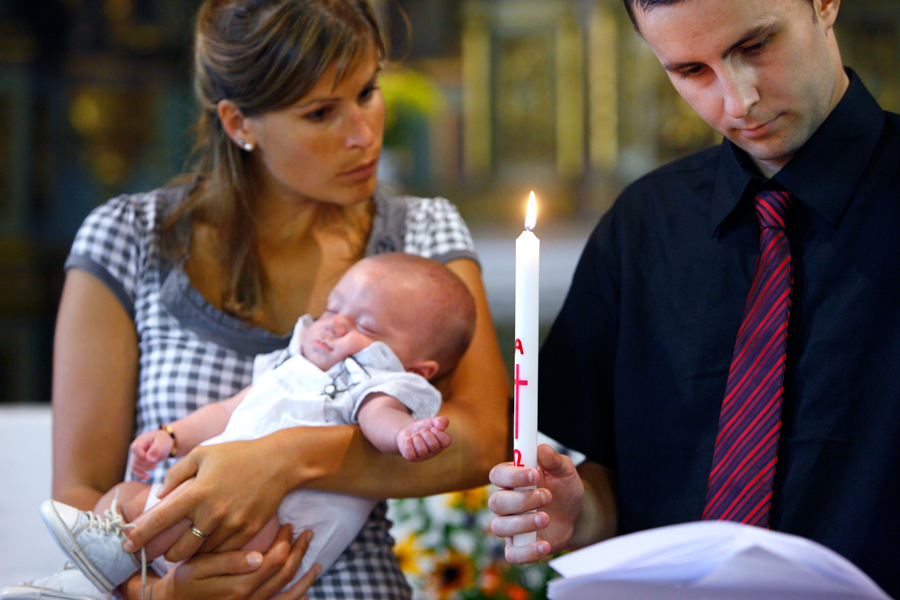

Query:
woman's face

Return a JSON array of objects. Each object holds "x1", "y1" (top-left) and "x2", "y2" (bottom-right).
[{"x1": 245, "y1": 45, "x2": 385, "y2": 208}]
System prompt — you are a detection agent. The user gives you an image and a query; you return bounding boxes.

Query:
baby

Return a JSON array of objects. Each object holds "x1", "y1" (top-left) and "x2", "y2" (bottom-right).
[{"x1": 38, "y1": 253, "x2": 476, "y2": 595}]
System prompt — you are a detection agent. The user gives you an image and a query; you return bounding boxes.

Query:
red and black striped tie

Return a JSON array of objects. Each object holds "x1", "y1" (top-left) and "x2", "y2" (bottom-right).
[{"x1": 703, "y1": 189, "x2": 792, "y2": 528}]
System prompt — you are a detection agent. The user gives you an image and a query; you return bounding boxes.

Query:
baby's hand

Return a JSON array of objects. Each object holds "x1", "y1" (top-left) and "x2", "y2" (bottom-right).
[
  {"x1": 396, "y1": 416, "x2": 451, "y2": 462},
  {"x1": 130, "y1": 429, "x2": 174, "y2": 479}
]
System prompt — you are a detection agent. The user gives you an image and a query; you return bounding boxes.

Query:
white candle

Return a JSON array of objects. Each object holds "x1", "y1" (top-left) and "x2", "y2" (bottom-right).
[{"x1": 513, "y1": 191, "x2": 539, "y2": 547}]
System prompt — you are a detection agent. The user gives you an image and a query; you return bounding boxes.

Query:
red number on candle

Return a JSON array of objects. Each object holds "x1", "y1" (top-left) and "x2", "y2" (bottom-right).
[{"x1": 513, "y1": 448, "x2": 523, "y2": 467}]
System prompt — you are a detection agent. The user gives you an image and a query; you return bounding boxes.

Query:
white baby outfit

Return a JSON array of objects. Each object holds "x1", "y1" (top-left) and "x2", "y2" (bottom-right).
[{"x1": 148, "y1": 315, "x2": 441, "y2": 580}]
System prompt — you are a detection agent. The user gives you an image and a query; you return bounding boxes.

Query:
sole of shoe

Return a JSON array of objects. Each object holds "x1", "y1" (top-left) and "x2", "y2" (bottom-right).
[
  {"x1": 0, "y1": 584, "x2": 97, "y2": 600},
  {"x1": 39, "y1": 501, "x2": 115, "y2": 593}
]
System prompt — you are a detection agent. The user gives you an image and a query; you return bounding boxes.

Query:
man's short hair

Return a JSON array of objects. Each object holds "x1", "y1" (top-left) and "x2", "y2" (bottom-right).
[{"x1": 622, "y1": 0, "x2": 816, "y2": 32}]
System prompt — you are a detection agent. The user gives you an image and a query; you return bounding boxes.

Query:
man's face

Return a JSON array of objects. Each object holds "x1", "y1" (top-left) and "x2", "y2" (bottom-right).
[{"x1": 635, "y1": 0, "x2": 848, "y2": 177}]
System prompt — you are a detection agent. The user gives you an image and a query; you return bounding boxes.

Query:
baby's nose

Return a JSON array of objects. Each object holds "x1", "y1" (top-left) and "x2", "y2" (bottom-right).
[{"x1": 327, "y1": 314, "x2": 351, "y2": 336}]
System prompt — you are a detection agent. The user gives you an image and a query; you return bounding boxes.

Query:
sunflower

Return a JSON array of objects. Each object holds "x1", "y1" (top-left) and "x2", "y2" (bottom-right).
[{"x1": 427, "y1": 549, "x2": 476, "y2": 600}]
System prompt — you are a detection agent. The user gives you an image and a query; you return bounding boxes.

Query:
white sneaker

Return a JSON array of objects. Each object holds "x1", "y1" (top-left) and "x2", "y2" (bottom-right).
[
  {"x1": 39, "y1": 499, "x2": 141, "y2": 593},
  {"x1": 0, "y1": 563, "x2": 111, "y2": 600}
]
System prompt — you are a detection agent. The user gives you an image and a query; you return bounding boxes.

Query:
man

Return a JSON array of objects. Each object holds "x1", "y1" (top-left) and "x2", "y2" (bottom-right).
[{"x1": 487, "y1": 0, "x2": 900, "y2": 596}]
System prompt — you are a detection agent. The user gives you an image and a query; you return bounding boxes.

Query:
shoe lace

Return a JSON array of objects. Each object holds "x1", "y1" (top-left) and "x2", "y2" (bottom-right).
[{"x1": 87, "y1": 490, "x2": 149, "y2": 599}]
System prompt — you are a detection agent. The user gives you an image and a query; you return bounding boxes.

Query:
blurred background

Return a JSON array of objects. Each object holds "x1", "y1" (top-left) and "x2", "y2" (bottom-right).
[
  {"x1": 1, "y1": 0, "x2": 900, "y2": 597},
  {"x1": 1, "y1": 0, "x2": 900, "y2": 402}
]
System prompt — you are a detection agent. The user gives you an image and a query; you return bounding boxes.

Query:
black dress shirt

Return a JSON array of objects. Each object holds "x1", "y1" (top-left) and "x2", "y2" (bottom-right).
[{"x1": 539, "y1": 70, "x2": 900, "y2": 596}]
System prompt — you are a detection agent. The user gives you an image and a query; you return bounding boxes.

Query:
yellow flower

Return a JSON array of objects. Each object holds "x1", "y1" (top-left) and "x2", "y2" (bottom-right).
[
  {"x1": 446, "y1": 486, "x2": 490, "y2": 512},
  {"x1": 427, "y1": 549, "x2": 476, "y2": 600},
  {"x1": 393, "y1": 533, "x2": 424, "y2": 576}
]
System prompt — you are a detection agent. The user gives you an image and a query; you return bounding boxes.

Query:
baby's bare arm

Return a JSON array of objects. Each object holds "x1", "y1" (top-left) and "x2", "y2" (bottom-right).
[
  {"x1": 356, "y1": 393, "x2": 415, "y2": 454},
  {"x1": 357, "y1": 393, "x2": 452, "y2": 461}
]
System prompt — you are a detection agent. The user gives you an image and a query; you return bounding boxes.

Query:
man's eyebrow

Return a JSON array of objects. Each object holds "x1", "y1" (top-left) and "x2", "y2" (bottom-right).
[{"x1": 662, "y1": 23, "x2": 776, "y2": 72}]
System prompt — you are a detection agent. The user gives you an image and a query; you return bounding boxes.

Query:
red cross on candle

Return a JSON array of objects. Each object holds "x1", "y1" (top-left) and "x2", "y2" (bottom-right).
[{"x1": 514, "y1": 361, "x2": 528, "y2": 439}]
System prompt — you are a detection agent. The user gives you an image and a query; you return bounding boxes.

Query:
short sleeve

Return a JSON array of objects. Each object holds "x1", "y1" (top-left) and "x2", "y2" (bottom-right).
[
  {"x1": 350, "y1": 371, "x2": 442, "y2": 421},
  {"x1": 64, "y1": 192, "x2": 157, "y2": 319},
  {"x1": 402, "y1": 197, "x2": 478, "y2": 264}
]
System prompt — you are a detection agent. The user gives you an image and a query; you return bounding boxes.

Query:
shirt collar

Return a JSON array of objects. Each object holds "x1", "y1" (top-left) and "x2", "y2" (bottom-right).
[{"x1": 711, "y1": 69, "x2": 885, "y2": 235}]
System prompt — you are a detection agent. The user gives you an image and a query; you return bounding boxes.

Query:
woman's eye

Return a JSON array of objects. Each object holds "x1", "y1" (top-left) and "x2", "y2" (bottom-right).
[
  {"x1": 305, "y1": 106, "x2": 332, "y2": 121},
  {"x1": 360, "y1": 85, "x2": 379, "y2": 102}
]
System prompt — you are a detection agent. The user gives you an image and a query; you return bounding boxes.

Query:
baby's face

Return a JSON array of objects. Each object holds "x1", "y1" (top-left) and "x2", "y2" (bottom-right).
[{"x1": 301, "y1": 262, "x2": 423, "y2": 371}]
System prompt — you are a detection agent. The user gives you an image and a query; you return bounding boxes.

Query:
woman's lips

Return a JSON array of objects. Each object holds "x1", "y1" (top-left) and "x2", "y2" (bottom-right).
[{"x1": 342, "y1": 158, "x2": 378, "y2": 180}]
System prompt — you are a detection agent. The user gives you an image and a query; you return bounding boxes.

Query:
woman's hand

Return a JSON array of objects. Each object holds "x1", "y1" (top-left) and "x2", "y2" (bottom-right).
[
  {"x1": 125, "y1": 435, "x2": 300, "y2": 561},
  {"x1": 127, "y1": 525, "x2": 319, "y2": 600}
]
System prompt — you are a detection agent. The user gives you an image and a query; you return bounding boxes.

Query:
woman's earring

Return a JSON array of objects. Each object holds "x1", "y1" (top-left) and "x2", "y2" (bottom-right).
[{"x1": 238, "y1": 139, "x2": 254, "y2": 152}]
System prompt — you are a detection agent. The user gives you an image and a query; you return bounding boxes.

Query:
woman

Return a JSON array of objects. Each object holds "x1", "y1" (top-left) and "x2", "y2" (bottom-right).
[{"x1": 46, "y1": 1, "x2": 509, "y2": 599}]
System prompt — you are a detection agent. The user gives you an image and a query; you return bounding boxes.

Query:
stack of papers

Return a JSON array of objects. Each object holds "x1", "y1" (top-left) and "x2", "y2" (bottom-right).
[{"x1": 548, "y1": 521, "x2": 893, "y2": 600}]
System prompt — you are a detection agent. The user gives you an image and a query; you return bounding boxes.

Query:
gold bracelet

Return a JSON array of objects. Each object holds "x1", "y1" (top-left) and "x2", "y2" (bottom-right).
[{"x1": 159, "y1": 424, "x2": 177, "y2": 457}]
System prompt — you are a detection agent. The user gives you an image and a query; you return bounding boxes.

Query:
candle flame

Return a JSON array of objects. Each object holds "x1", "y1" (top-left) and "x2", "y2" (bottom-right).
[{"x1": 525, "y1": 191, "x2": 537, "y2": 231}]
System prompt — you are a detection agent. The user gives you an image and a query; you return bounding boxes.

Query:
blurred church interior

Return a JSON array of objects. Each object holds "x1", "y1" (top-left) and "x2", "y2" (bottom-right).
[{"x1": 1, "y1": 0, "x2": 899, "y2": 402}]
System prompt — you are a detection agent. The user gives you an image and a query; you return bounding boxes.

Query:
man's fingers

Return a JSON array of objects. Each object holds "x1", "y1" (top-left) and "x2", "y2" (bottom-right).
[
  {"x1": 490, "y1": 510, "x2": 548, "y2": 539},
  {"x1": 503, "y1": 539, "x2": 552, "y2": 566},
  {"x1": 489, "y1": 462, "x2": 536, "y2": 489},
  {"x1": 536, "y1": 443, "x2": 570, "y2": 477},
  {"x1": 487, "y1": 487, "x2": 550, "y2": 517}
]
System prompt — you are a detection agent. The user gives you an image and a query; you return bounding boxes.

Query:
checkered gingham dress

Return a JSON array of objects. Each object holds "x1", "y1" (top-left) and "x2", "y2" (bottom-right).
[{"x1": 65, "y1": 185, "x2": 478, "y2": 599}]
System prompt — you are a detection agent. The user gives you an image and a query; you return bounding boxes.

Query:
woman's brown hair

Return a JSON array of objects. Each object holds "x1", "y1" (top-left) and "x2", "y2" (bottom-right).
[{"x1": 164, "y1": 0, "x2": 386, "y2": 318}]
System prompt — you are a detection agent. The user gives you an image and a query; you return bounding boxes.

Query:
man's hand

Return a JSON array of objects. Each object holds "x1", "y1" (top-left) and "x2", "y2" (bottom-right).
[{"x1": 487, "y1": 444, "x2": 586, "y2": 564}]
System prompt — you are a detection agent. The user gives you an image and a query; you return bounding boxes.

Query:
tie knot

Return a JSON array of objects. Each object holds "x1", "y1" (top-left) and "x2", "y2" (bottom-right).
[{"x1": 754, "y1": 190, "x2": 790, "y2": 229}]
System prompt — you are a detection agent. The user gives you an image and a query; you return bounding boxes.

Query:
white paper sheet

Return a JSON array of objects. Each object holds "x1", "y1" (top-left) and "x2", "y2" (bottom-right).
[{"x1": 548, "y1": 521, "x2": 893, "y2": 600}]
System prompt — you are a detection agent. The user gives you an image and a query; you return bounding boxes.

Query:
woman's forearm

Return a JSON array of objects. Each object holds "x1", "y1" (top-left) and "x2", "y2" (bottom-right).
[{"x1": 275, "y1": 411, "x2": 505, "y2": 499}]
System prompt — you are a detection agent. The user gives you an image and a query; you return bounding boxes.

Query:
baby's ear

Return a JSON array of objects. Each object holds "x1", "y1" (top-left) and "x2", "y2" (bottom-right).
[{"x1": 407, "y1": 360, "x2": 439, "y2": 380}]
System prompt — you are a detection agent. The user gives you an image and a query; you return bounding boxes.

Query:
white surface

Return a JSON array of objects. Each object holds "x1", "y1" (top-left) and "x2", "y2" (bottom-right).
[
  {"x1": 0, "y1": 405, "x2": 69, "y2": 587},
  {"x1": 549, "y1": 521, "x2": 893, "y2": 600}
]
